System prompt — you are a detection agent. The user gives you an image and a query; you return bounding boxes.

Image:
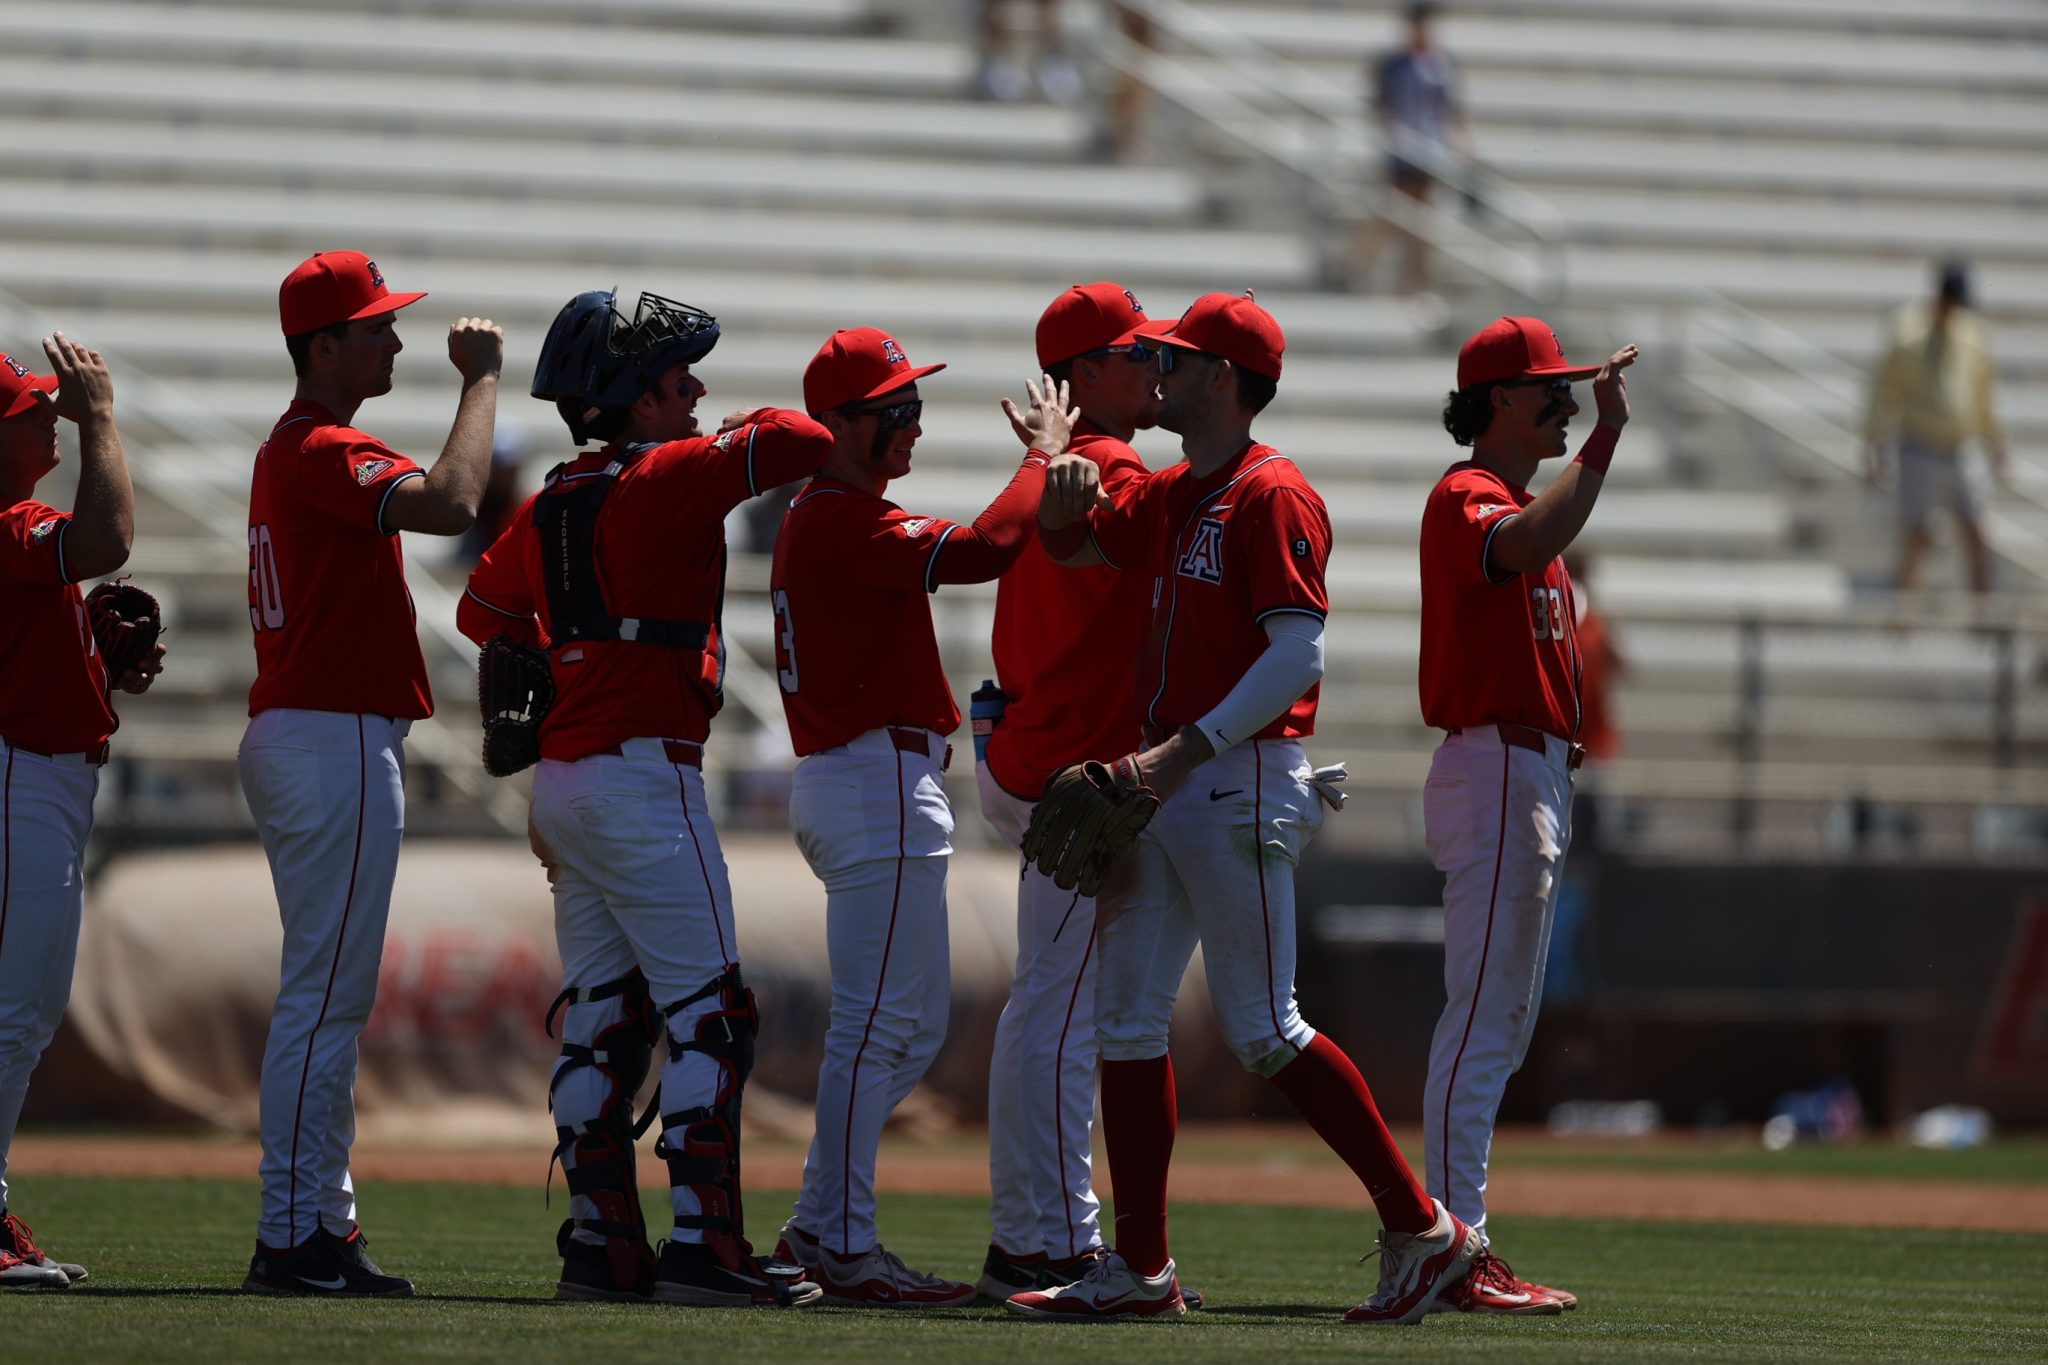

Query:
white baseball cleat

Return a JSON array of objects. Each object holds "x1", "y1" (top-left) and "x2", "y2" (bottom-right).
[
  {"x1": 1343, "y1": 1199, "x2": 1481, "y2": 1325},
  {"x1": 815, "y1": 1244, "x2": 977, "y2": 1308},
  {"x1": 1005, "y1": 1250, "x2": 1189, "y2": 1320}
]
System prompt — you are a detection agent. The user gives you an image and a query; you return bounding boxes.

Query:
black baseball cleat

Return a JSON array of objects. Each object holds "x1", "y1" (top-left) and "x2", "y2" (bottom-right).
[
  {"x1": 242, "y1": 1227, "x2": 414, "y2": 1297},
  {"x1": 975, "y1": 1244, "x2": 1055, "y2": 1302},
  {"x1": 650, "y1": 1239, "x2": 822, "y2": 1308},
  {"x1": 554, "y1": 1222, "x2": 653, "y2": 1303}
]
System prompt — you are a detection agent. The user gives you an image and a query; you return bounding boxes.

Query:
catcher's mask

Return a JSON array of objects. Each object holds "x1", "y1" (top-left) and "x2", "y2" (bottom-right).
[{"x1": 532, "y1": 289, "x2": 720, "y2": 445}]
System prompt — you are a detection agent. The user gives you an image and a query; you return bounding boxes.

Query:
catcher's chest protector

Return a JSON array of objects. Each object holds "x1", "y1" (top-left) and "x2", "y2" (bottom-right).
[{"x1": 534, "y1": 446, "x2": 716, "y2": 653}]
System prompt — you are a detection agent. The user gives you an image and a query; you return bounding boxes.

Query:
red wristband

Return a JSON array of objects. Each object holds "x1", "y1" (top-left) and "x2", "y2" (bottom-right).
[{"x1": 1573, "y1": 424, "x2": 1619, "y2": 475}]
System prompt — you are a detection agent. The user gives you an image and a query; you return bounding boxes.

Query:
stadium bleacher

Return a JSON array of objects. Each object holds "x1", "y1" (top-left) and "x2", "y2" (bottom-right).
[{"x1": 0, "y1": 0, "x2": 2041, "y2": 856}]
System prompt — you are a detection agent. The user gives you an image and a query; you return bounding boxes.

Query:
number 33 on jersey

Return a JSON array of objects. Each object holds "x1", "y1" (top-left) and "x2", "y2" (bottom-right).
[{"x1": 1417, "y1": 461, "x2": 1581, "y2": 739}]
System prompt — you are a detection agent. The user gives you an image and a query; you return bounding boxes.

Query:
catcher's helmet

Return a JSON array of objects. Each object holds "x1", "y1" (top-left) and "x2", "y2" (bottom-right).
[{"x1": 532, "y1": 289, "x2": 720, "y2": 444}]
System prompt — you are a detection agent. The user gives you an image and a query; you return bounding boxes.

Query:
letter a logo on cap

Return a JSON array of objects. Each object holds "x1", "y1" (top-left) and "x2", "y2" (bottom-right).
[
  {"x1": 881, "y1": 337, "x2": 907, "y2": 366},
  {"x1": 366, "y1": 259, "x2": 386, "y2": 289},
  {"x1": 1124, "y1": 287, "x2": 1144, "y2": 313}
]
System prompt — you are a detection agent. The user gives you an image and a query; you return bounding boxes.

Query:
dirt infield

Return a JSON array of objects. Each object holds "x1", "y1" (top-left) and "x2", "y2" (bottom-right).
[{"x1": 16, "y1": 1127, "x2": 2048, "y2": 1233}]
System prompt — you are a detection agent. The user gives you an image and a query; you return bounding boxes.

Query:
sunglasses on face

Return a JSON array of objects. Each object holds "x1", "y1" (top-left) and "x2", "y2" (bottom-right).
[
  {"x1": 1505, "y1": 376, "x2": 1574, "y2": 398},
  {"x1": 1155, "y1": 346, "x2": 1217, "y2": 375},
  {"x1": 843, "y1": 397, "x2": 923, "y2": 431},
  {"x1": 1084, "y1": 341, "x2": 1160, "y2": 366}
]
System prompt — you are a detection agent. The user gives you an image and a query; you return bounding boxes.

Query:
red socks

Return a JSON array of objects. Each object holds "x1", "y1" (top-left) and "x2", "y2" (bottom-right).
[
  {"x1": 1099, "y1": 1055, "x2": 1176, "y2": 1277},
  {"x1": 1268, "y1": 1033, "x2": 1436, "y2": 1236}
]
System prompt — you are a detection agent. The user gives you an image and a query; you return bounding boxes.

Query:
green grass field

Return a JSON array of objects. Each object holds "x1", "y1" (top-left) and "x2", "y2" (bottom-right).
[{"x1": 6, "y1": 1174, "x2": 2046, "y2": 1362}]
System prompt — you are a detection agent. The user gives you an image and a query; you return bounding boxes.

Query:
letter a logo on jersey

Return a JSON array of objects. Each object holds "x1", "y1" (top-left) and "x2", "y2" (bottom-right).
[{"x1": 1177, "y1": 517, "x2": 1226, "y2": 584}]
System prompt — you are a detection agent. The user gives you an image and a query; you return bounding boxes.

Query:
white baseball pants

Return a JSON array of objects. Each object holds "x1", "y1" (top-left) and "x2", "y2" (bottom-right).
[
  {"x1": 786, "y1": 727, "x2": 953, "y2": 1257},
  {"x1": 1095, "y1": 738, "x2": 1324, "y2": 1077},
  {"x1": 529, "y1": 740, "x2": 741, "y2": 1241},
  {"x1": 0, "y1": 742, "x2": 97, "y2": 1209},
  {"x1": 1421, "y1": 726, "x2": 1574, "y2": 1246},
  {"x1": 976, "y1": 764, "x2": 1103, "y2": 1262},
  {"x1": 240, "y1": 708, "x2": 408, "y2": 1250}
]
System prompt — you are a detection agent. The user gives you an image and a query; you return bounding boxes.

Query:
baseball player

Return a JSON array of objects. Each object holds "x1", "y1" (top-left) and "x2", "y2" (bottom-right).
[
  {"x1": 0, "y1": 335, "x2": 159, "y2": 1290},
  {"x1": 767, "y1": 327, "x2": 1073, "y2": 1307},
  {"x1": 1417, "y1": 318, "x2": 1636, "y2": 1313},
  {"x1": 1008, "y1": 292, "x2": 1477, "y2": 1325},
  {"x1": 240, "y1": 251, "x2": 503, "y2": 1297},
  {"x1": 457, "y1": 289, "x2": 832, "y2": 1307},
  {"x1": 975, "y1": 282, "x2": 1171, "y2": 1302}
]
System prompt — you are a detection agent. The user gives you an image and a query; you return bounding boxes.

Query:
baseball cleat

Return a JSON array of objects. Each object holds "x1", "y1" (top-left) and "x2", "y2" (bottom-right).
[
  {"x1": 0, "y1": 1212, "x2": 85, "y2": 1284},
  {"x1": 651, "y1": 1240, "x2": 822, "y2": 1308},
  {"x1": 0, "y1": 1249, "x2": 68, "y2": 1290},
  {"x1": 1342, "y1": 1200, "x2": 1480, "y2": 1326},
  {"x1": 1043, "y1": 1246, "x2": 1204, "y2": 1310},
  {"x1": 1428, "y1": 1248, "x2": 1567, "y2": 1316},
  {"x1": 975, "y1": 1243, "x2": 1055, "y2": 1302},
  {"x1": 1005, "y1": 1250, "x2": 1189, "y2": 1320},
  {"x1": 815, "y1": 1245, "x2": 977, "y2": 1308},
  {"x1": 554, "y1": 1233, "x2": 651, "y2": 1303},
  {"x1": 242, "y1": 1227, "x2": 414, "y2": 1297},
  {"x1": 771, "y1": 1220, "x2": 820, "y2": 1273}
]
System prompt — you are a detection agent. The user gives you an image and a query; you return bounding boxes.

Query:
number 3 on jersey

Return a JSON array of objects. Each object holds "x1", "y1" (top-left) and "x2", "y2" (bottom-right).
[
  {"x1": 249, "y1": 523, "x2": 286, "y2": 631},
  {"x1": 772, "y1": 587, "x2": 800, "y2": 694},
  {"x1": 1529, "y1": 584, "x2": 1565, "y2": 641}
]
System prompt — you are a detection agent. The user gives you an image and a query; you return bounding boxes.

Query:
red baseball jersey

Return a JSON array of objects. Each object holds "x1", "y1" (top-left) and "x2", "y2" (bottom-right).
[
  {"x1": 458, "y1": 409, "x2": 832, "y2": 762},
  {"x1": 985, "y1": 423, "x2": 1150, "y2": 798},
  {"x1": 1417, "y1": 461, "x2": 1580, "y2": 738},
  {"x1": 246, "y1": 400, "x2": 432, "y2": 720},
  {"x1": 770, "y1": 477, "x2": 967, "y2": 756},
  {"x1": 0, "y1": 499, "x2": 115, "y2": 754},
  {"x1": 1089, "y1": 443, "x2": 1330, "y2": 740}
]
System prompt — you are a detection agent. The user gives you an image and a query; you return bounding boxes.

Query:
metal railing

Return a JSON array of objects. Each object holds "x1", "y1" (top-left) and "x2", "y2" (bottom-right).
[{"x1": 1100, "y1": 0, "x2": 1567, "y2": 302}]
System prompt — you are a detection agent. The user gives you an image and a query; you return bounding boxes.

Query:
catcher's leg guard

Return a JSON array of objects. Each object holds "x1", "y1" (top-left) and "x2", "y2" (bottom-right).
[
  {"x1": 653, "y1": 965, "x2": 762, "y2": 1269},
  {"x1": 546, "y1": 968, "x2": 661, "y2": 1298}
]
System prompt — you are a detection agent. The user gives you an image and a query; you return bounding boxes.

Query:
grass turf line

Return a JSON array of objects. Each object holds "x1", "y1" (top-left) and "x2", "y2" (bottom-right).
[{"x1": 4, "y1": 1175, "x2": 2045, "y2": 1361}]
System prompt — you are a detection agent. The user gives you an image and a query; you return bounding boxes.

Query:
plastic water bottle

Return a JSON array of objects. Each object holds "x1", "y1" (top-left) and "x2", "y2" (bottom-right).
[{"x1": 971, "y1": 680, "x2": 1006, "y2": 763}]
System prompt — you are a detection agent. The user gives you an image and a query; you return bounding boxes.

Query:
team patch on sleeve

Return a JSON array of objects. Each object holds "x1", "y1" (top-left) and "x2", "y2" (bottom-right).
[
  {"x1": 900, "y1": 517, "x2": 934, "y2": 538},
  {"x1": 353, "y1": 455, "x2": 396, "y2": 486},
  {"x1": 29, "y1": 516, "x2": 59, "y2": 543},
  {"x1": 1468, "y1": 500, "x2": 1510, "y2": 523}
]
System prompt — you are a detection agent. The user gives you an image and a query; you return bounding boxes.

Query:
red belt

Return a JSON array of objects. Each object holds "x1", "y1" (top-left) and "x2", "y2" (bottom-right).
[
  {"x1": 888, "y1": 726, "x2": 952, "y2": 770},
  {"x1": 595, "y1": 739, "x2": 702, "y2": 767},
  {"x1": 1449, "y1": 723, "x2": 1585, "y2": 771}
]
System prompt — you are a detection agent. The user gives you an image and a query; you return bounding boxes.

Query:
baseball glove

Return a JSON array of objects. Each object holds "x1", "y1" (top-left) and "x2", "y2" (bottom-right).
[
  {"x1": 478, "y1": 634, "x2": 554, "y2": 777},
  {"x1": 1021, "y1": 755, "x2": 1161, "y2": 896},
  {"x1": 84, "y1": 579, "x2": 162, "y2": 688}
]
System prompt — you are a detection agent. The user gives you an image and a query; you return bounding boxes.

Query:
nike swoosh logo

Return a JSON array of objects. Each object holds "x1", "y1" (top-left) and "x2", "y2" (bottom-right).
[
  {"x1": 1486, "y1": 1290, "x2": 1534, "y2": 1305},
  {"x1": 296, "y1": 1274, "x2": 349, "y2": 1291},
  {"x1": 1095, "y1": 1289, "x2": 1135, "y2": 1308},
  {"x1": 1209, "y1": 788, "x2": 1243, "y2": 801}
]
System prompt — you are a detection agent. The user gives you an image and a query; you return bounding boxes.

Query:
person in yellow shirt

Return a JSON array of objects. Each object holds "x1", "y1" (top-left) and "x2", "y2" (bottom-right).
[{"x1": 1864, "y1": 259, "x2": 2007, "y2": 594}]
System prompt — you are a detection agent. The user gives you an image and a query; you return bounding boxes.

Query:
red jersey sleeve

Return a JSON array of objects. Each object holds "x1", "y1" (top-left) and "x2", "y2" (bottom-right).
[
  {"x1": 1432, "y1": 466, "x2": 1523, "y2": 587},
  {"x1": 300, "y1": 426, "x2": 425, "y2": 535},
  {"x1": 843, "y1": 506, "x2": 964, "y2": 594},
  {"x1": 1087, "y1": 467, "x2": 1161, "y2": 570},
  {"x1": 1242, "y1": 485, "x2": 1331, "y2": 624},
  {"x1": 458, "y1": 500, "x2": 542, "y2": 648},
  {"x1": 0, "y1": 501, "x2": 70, "y2": 587}
]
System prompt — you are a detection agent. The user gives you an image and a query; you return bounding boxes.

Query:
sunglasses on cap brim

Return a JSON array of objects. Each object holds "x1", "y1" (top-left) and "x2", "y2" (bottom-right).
[{"x1": 840, "y1": 397, "x2": 923, "y2": 431}]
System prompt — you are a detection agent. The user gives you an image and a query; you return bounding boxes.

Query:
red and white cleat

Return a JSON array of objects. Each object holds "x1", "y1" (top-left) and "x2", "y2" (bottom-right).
[
  {"x1": 1342, "y1": 1200, "x2": 1481, "y2": 1326},
  {"x1": 815, "y1": 1245, "x2": 977, "y2": 1308},
  {"x1": 1005, "y1": 1250, "x2": 1189, "y2": 1320},
  {"x1": 1429, "y1": 1248, "x2": 1568, "y2": 1315}
]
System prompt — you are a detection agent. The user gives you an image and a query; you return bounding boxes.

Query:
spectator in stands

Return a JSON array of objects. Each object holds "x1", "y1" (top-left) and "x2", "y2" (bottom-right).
[
  {"x1": 1864, "y1": 259, "x2": 2008, "y2": 595},
  {"x1": 1349, "y1": 2, "x2": 1471, "y2": 295},
  {"x1": 973, "y1": 1, "x2": 1154, "y2": 158}
]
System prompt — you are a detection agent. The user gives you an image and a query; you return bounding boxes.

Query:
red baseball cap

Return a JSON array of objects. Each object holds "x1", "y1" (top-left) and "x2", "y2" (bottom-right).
[
  {"x1": 803, "y1": 327, "x2": 946, "y2": 415},
  {"x1": 279, "y1": 250, "x2": 426, "y2": 337},
  {"x1": 1159, "y1": 291, "x2": 1284, "y2": 381},
  {"x1": 0, "y1": 352, "x2": 58, "y2": 419},
  {"x1": 1457, "y1": 316, "x2": 1601, "y2": 390},
  {"x1": 1035, "y1": 281, "x2": 1176, "y2": 369}
]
